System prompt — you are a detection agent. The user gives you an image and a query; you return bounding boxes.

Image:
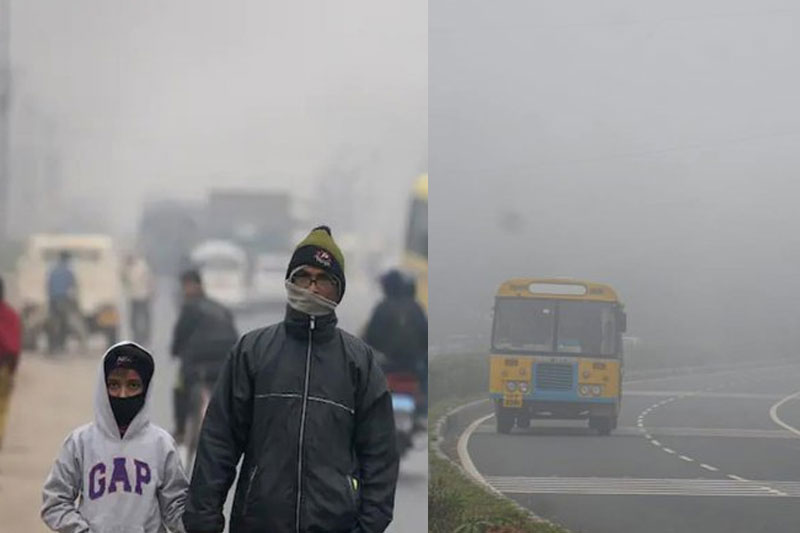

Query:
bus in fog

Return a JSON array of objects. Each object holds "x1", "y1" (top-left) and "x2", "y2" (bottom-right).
[
  {"x1": 403, "y1": 173, "x2": 428, "y2": 312},
  {"x1": 489, "y1": 278, "x2": 627, "y2": 435}
]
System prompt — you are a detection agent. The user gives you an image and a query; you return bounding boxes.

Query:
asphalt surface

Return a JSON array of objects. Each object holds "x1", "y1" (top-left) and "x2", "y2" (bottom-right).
[
  {"x1": 464, "y1": 363, "x2": 800, "y2": 533},
  {"x1": 137, "y1": 277, "x2": 426, "y2": 532}
]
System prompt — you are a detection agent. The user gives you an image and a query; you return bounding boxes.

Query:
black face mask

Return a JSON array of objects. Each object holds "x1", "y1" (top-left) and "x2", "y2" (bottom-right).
[{"x1": 108, "y1": 394, "x2": 145, "y2": 429}]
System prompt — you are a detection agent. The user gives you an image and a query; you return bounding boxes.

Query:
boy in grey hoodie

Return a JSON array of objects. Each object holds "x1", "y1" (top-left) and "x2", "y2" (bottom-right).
[{"x1": 42, "y1": 342, "x2": 188, "y2": 533}]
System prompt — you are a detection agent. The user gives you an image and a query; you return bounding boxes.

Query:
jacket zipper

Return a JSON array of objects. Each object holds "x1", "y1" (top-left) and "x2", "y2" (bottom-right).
[
  {"x1": 241, "y1": 465, "x2": 258, "y2": 515},
  {"x1": 295, "y1": 315, "x2": 315, "y2": 533},
  {"x1": 346, "y1": 474, "x2": 359, "y2": 510}
]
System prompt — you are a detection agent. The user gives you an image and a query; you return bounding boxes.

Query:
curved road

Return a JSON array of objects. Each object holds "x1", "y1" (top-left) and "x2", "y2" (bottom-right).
[{"x1": 463, "y1": 363, "x2": 800, "y2": 533}]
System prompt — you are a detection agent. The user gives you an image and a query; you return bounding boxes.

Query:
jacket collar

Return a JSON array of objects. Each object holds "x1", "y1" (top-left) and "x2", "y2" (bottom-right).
[{"x1": 283, "y1": 305, "x2": 338, "y2": 342}]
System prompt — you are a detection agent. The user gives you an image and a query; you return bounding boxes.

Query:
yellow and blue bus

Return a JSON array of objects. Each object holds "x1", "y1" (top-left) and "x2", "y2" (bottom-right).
[
  {"x1": 403, "y1": 173, "x2": 428, "y2": 312},
  {"x1": 489, "y1": 278, "x2": 627, "y2": 435}
]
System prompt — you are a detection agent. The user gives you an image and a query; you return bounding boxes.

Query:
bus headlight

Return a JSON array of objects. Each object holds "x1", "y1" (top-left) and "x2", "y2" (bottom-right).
[
  {"x1": 506, "y1": 381, "x2": 517, "y2": 392},
  {"x1": 519, "y1": 382, "x2": 529, "y2": 394},
  {"x1": 591, "y1": 385, "x2": 602, "y2": 396},
  {"x1": 579, "y1": 385, "x2": 590, "y2": 396}
]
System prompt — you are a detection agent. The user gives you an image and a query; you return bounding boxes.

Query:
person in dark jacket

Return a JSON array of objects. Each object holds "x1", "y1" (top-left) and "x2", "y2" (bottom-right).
[
  {"x1": 170, "y1": 269, "x2": 239, "y2": 443},
  {"x1": 364, "y1": 269, "x2": 428, "y2": 415},
  {"x1": 364, "y1": 269, "x2": 427, "y2": 375},
  {"x1": 183, "y1": 226, "x2": 399, "y2": 533}
]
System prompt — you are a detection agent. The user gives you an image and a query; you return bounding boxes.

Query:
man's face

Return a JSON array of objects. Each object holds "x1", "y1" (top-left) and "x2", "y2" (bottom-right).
[
  {"x1": 182, "y1": 280, "x2": 202, "y2": 299},
  {"x1": 290, "y1": 265, "x2": 340, "y2": 302},
  {"x1": 106, "y1": 368, "x2": 144, "y2": 398}
]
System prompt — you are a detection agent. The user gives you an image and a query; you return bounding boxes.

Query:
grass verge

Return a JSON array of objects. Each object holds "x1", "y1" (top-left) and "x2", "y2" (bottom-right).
[
  {"x1": 429, "y1": 448, "x2": 569, "y2": 533},
  {"x1": 429, "y1": 354, "x2": 571, "y2": 533}
]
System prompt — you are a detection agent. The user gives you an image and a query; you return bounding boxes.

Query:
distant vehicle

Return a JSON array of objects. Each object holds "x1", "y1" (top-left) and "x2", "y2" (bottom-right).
[
  {"x1": 403, "y1": 174, "x2": 428, "y2": 312},
  {"x1": 189, "y1": 240, "x2": 248, "y2": 310},
  {"x1": 251, "y1": 252, "x2": 289, "y2": 305},
  {"x1": 204, "y1": 189, "x2": 294, "y2": 254},
  {"x1": 137, "y1": 200, "x2": 201, "y2": 276},
  {"x1": 17, "y1": 234, "x2": 122, "y2": 350},
  {"x1": 489, "y1": 278, "x2": 627, "y2": 435}
]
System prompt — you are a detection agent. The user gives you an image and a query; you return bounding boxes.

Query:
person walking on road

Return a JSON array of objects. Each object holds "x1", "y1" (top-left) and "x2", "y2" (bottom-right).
[
  {"x1": 183, "y1": 225, "x2": 399, "y2": 533},
  {"x1": 123, "y1": 253, "x2": 156, "y2": 345},
  {"x1": 0, "y1": 275, "x2": 22, "y2": 450},
  {"x1": 47, "y1": 251, "x2": 86, "y2": 353},
  {"x1": 41, "y1": 342, "x2": 188, "y2": 532},
  {"x1": 170, "y1": 269, "x2": 238, "y2": 444}
]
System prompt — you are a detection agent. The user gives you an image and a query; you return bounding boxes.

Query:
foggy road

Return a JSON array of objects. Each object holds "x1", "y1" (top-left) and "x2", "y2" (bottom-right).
[
  {"x1": 459, "y1": 363, "x2": 800, "y2": 533},
  {"x1": 142, "y1": 277, "x2": 426, "y2": 532}
]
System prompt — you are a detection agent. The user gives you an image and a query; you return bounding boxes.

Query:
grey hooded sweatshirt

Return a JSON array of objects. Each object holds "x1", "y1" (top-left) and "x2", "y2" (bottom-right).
[{"x1": 41, "y1": 342, "x2": 188, "y2": 533}]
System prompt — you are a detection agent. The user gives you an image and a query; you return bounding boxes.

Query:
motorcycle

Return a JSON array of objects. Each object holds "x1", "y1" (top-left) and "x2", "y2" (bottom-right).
[{"x1": 385, "y1": 371, "x2": 422, "y2": 458}]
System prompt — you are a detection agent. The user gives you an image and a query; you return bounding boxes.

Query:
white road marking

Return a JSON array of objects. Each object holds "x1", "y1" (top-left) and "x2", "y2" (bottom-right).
[
  {"x1": 471, "y1": 425, "x2": 795, "y2": 439},
  {"x1": 663, "y1": 448, "x2": 676, "y2": 454},
  {"x1": 485, "y1": 476, "x2": 800, "y2": 497},
  {"x1": 457, "y1": 413, "x2": 496, "y2": 487},
  {"x1": 769, "y1": 390, "x2": 800, "y2": 438},
  {"x1": 679, "y1": 455, "x2": 694, "y2": 462},
  {"x1": 700, "y1": 464, "x2": 719, "y2": 472}
]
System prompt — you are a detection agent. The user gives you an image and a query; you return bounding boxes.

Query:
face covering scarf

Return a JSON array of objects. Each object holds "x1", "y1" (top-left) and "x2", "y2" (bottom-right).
[
  {"x1": 109, "y1": 394, "x2": 145, "y2": 429},
  {"x1": 285, "y1": 280, "x2": 338, "y2": 316}
]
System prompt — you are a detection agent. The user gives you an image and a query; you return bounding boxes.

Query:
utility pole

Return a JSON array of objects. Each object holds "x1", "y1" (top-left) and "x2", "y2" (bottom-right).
[{"x1": 0, "y1": 0, "x2": 10, "y2": 244}]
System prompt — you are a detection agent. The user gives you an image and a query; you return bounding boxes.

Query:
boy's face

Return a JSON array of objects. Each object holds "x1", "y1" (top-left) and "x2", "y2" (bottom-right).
[{"x1": 106, "y1": 368, "x2": 144, "y2": 398}]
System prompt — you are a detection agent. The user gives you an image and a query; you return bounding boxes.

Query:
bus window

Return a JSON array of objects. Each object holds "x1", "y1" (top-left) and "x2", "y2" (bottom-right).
[
  {"x1": 557, "y1": 301, "x2": 618, "y2": 356},
  {"x1": 492, "y1": 299, "x2": 555, "y2": 352}
]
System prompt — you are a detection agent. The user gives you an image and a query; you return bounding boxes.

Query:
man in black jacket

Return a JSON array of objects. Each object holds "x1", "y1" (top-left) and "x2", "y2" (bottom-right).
[
  {"x1": 170, "y1": 269, "x2": 239, "y2": 443},
  {"x1": 183, "y1": 226, "x2": 399, "y2": 533}
]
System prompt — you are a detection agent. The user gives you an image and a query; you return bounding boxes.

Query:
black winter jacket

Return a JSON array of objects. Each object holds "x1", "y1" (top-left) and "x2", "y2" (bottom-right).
[
  {"x1": 364, "y1": 296, "x2": 427, "y2": 373},
  {"x1": 171, "y1": 294, "x2": 239, "y2": 365},
  {"x1": 183, "y1": 307, "x2": 399, "y2": 533}
]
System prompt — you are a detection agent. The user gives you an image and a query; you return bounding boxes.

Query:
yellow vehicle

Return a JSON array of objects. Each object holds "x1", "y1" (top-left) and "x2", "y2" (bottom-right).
[
  {"x1": 489, "y1": 278, "x2": 627, "y2": 435},
  {"x1": 403, "y1": 173, "x2": 428, "y2": 311}
]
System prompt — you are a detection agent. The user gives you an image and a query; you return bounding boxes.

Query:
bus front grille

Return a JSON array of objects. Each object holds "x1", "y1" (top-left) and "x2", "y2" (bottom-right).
[{"x1": 535, "y1": 363, "x2": 574, "y2": 390}]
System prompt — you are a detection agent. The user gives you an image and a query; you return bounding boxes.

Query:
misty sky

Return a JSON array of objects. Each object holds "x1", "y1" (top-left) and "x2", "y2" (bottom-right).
[
  {"x1": 9, "y1": 0, "x2": 426, "y2": 243},
  {"x1": 431, "y1": 0, "x2": 800, "y2": 362}
]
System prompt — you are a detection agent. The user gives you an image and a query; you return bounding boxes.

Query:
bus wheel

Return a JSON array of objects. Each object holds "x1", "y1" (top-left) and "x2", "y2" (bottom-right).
[
  {"x1": 590, "y1": 416, "x2": 615, "y2": 436},
  {"x1": 495, "y1": 405, "x2": 514, "y2": 434}
]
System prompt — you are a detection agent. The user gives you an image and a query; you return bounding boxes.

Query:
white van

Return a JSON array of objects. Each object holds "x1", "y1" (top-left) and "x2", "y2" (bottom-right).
[
  {"x1": 16, "y1": 234, "x2": 122, "y2": 350},
  {"x1": 189, "y1": 240, "x2": 248, "y2": 310},
  {"x1": 252, "y1": 251, "x2": 289, "y2": 305}
]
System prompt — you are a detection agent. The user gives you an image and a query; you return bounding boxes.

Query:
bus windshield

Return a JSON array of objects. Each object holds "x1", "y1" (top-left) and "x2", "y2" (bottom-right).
[{"x1": 492, "y1": 299, "x2": 619, "y2": 356}]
